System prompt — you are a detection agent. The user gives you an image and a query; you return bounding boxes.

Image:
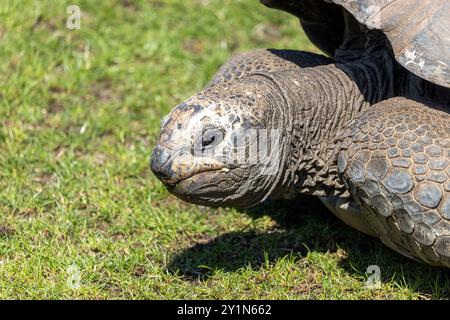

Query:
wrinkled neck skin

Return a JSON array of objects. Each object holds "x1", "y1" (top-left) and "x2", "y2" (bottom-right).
[
  {"x1": 257, "y1": 54, "x2": 397, "y2": 200},
  {"x1": 259, "y1": 48, "x2": 450, "y2": 203}
]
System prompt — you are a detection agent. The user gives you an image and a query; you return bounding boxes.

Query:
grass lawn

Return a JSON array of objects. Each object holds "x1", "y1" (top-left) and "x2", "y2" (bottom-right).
[{"x1": 0, "y1": 0, "x2": 449, "y2": 299}]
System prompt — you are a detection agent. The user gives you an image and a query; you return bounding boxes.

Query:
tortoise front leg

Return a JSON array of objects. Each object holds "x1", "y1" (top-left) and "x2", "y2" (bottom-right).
[{"x1": 338, "y1": 97, "x2": 450, "y2": 267}]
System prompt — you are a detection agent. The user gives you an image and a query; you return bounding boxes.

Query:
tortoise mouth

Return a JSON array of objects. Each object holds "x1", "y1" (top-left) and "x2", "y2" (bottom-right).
[
  {"x1": 168, "y1": 169, "x2": 224, "y2": 192},
  {"x1": 150, "y1": 144, "x2": 229, "y2": 187},
  {"x1": 166, "y1": 169, "x2": 238, "y2": 206},
  {"x1": 162, "y1": 166, "x2": 228, "y2": 187}
]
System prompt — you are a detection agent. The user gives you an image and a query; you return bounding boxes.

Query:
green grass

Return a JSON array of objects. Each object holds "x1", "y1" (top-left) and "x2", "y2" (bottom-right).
[{"x1": 0, "y1": 0, "x2": 449, "y2": 299}]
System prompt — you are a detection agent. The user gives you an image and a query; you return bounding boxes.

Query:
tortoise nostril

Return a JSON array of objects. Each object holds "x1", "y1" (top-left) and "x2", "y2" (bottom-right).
[{"x1": 150, "y1": 146, "x2": 173, "y2": 181}]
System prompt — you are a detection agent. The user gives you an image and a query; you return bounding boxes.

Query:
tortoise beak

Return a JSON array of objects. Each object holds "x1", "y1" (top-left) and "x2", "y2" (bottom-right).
[
  {"x1": 150, "y1": 144, "x2": 227, "y2": 188},
  {"x1": 150, "y1": 146, "x2": 174, "y2": 184}
]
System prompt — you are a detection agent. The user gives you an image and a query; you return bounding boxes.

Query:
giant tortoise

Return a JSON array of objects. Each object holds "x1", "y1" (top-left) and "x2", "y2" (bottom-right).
[{"x1": 151, "y1": 0, "x2": 450, "y2": 267}]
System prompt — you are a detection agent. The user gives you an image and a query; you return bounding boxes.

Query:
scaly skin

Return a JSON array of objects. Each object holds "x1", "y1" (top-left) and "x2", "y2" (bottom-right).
[
  {"x1": 337, "y1": 98, "x2": 450, "y2": 266},
  {"x1": 206, "y1": 49, "x2": 333, "y2": 87},
  {"x1": 151, "y1": 49, "x2": 450, "y2": 267}
]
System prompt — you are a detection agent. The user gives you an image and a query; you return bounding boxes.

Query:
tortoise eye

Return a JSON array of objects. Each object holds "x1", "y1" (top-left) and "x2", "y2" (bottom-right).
[{"x1": 201, "y1": 128, "x2": 224, "y2": 150}]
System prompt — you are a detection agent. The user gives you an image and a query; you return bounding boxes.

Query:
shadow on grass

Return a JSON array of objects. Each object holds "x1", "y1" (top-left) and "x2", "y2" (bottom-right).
[{"x1": 167, "y1": 196, "x2": 450, "y2": 298}]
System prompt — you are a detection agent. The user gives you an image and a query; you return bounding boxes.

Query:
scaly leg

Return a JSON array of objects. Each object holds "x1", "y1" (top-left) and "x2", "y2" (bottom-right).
[{"x1": 338, "y1": 97, "x2": 450, "y2": 267}]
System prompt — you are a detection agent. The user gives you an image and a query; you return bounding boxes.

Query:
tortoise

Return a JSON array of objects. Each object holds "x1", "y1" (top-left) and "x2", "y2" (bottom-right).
[{"x1": 151, "y1": 0, "x2": 450, "y2": 267}]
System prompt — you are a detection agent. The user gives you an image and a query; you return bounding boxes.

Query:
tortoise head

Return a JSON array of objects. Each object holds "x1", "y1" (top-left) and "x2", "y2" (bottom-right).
[{"x1": 151, "y1": 79, "x2": 288, "y2": 207}]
